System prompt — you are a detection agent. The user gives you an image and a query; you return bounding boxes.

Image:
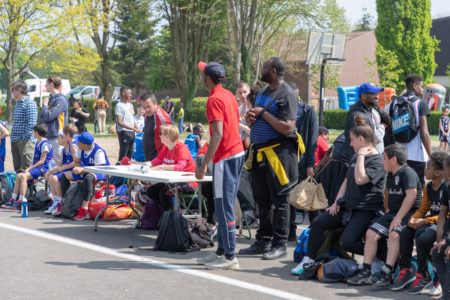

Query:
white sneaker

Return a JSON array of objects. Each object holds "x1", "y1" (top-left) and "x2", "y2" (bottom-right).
[
  {"x1": 429, "y1": 282, "x2": 442, "y2": 298},
  {"x1": 197, "y1": 252, "x2": 221, "y2": 265},
  {"x1": 51, "y1": 201, "x2": 62, "y2": 216},
  {"x1": 291, "y1": 256, "x2": 314, "y2": 275},
  {"x1": 44, "y1": 200, "x2": 55, "y2": 214},
  {"x1": 205, "y1": 256, "x2": 240, "y2": 270}
]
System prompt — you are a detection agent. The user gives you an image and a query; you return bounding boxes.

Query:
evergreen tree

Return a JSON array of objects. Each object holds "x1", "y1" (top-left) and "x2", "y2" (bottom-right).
[
  {"x1": 114, "y1": 0, "x2": 155, "y2": 95},
  {"x1": 354, "y1": 8, "x2": 373, "y2": 31},
  {"x1": 376, "y1": 0, "x2": 439, "y2": 89}
]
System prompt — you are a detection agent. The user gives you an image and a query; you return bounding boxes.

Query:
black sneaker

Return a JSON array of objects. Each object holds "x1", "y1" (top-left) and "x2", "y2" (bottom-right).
[
  {"x1": 407, "y1": 272, "x2": 432, "y2": 294},
  {"x1": 391, "y1": 268, "x2": 416, "y2": 291},
  {"x1": 238, "y1": 240, "x2": 270, "y2": 255},
  {"x1": 372, "y1": 266, "x2": 392, "y2": 287},
  {"x1": 347, "y1": 267, "x2": 372, "y2": 285}
]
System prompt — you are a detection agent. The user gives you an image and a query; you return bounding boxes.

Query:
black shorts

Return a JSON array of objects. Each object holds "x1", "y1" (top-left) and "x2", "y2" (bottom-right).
[{"x1": 369, "y1": 210, "x2": 415, "y2": 237}]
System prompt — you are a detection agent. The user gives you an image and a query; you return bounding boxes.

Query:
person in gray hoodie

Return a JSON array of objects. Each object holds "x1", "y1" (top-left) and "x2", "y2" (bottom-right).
[{"x1": 39, "y1": 75, "x2": 68, "y2": 164}]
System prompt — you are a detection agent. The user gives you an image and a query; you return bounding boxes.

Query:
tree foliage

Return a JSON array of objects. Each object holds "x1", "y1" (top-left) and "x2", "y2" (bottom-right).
[
  {"x1": 376, "y1": 0, "x2": 439, "y2": 89},
  {"x1": 353, "y1": 8, "x2": 373, "y2": 32}
]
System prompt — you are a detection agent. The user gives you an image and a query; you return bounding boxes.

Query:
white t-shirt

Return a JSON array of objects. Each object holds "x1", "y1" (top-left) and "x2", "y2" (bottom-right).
[
  {"x1": 371, "y1": 109, "x2": 385, "y2": 154},
  {"x1": 115, "y1": 102, "x2": 135, "y2": 132},
  {"x1": 75, "y1": 148, "x2": 107, "y2": 166},
  {"x1": 134, "y1": 115, "x2": 145, "y2": 131},
  {"x1": 41, "y1": 142, "x2": 51, "y2": 154}
]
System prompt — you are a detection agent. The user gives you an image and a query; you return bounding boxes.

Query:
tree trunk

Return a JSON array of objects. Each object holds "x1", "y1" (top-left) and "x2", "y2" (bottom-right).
[{"x1": 5, "y1": 39, "x2": 19, "y2": 122}]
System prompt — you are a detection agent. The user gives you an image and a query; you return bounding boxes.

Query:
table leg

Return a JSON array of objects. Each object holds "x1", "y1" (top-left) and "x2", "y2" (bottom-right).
[
  {"x1": 127, "y1": 179, "x2": 141, "y2": 227},
  {"x1": 198, "y1": 183, "x2": 202, "y2": 217},
  {"x1": 174, "y1": 183, "x2": 179, "y2": 210},
  {"x1": 94, "y1": 175, "x2": 110, "y2": 231}
]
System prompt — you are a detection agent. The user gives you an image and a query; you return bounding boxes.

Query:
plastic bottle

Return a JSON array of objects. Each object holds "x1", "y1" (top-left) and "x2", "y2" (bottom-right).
[{"x1": 21, "y1": 200, "x2": 28, "y2": 218}]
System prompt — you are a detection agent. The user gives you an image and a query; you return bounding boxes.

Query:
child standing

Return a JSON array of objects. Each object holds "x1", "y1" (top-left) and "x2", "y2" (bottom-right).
[
  {"x1": 1, "y1": 123, "x2": 54, "y2": 210},
  {"x1": 394, "y1": 152, "x2": 447, "y2": 293},
  {"x1": 348, "y1": 144, "x2": 421, "y2": 287},
  {"x1": 315, "y1": 126, "x2": 329, "y2": 166},
  {"x1": 134, "y1": 104, "x2": 145, "y2": 132},
  {"x1": 177, "y1": 103, "x2": 185, "y2": 134},
  {"x1": 0, "y1": 120, "x2": 10, "y2": 173},
  {"x1": 184, "y1": 124, "x2": 204, "y2": 161},
  {"x1": 439, "y1": 107, "x2": 449, "y2": 152}
]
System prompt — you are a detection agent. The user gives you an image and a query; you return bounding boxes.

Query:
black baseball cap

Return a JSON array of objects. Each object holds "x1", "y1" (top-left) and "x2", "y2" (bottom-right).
[{"x1": 198, "y1": 61, "x2": 225, "y2": 80}]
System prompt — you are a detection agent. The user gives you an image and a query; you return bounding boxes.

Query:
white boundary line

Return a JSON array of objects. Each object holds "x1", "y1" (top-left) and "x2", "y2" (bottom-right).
[{"x1": 0, "y1": 222, "x2": 311, "y2": 300}]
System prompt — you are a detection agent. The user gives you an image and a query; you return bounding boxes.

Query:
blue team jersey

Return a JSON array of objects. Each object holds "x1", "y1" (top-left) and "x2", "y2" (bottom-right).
[
  {"x1": 0, "y1": 121, "x2": 6, "y2": 160},
  {"x1": 33, "y1": 139, "x2": 54, "y2": 168},
  {"x1": 80, "y1": 143, "x2": 110, "y2": 166},
  {"x1": 62, "y1": 140, "x2": 78, "y2": 165},
  {"x1": 184, "y1": 134, "x2": 199, "y2": 161}
]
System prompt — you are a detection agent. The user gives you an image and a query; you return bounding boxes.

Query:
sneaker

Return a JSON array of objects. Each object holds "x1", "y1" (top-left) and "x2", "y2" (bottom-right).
[
  {"x1": 1, "y1": 198, "x2": 14, "y2": 208},
  {"x1": 291, "y1": 256, "x2": 314, "y2": 275},
  {"x1": 407, "y1": 272, "x2": 432, "y2": 294},
  {"x1": 371, "y1": 266, "x2": 392, "y2": 287},
  {"x1": 205, "y1": 256, "x2": 240, "y2": 271},
  {"x1": 347, "y1": 267, "x2": 373, "y2": 285},
  {"x1": 429, "y1": 282, "x2": 442, "y2": 298},
  {"x1": 44, "y1": 200, "x2": 56, "y2": 214},
  {"x1": 206, "y1": 227, "x2": 217, "y2": 240},
  {"x1": 10, "y1": 199, "x2": 22, "y2": 211},
  {"x1": 391, "y1": 268, "x2": 416, "y2": 291},
  {"x1": 73, "y1": 207, "x2": 90, "y2": 220},
  {"x1": 238, "y1": 240, "x2": 270, "y2": 255},
  {"x1": 51, "y1": 201, "x2": 62, "y2": 216},
  {"x1": 197, "y1": 252, "x2": 221, "y2": 265}
]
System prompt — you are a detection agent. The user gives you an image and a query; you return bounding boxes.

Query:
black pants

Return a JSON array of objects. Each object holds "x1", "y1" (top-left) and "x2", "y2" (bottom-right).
[
  {"x1": 118, "y1": 130, "x2": 135, "y2": 162},
  {"x1": 432, "y1": 241, "x2": 450, "y2": 299},
  {"x1": 306, "y1": 209, "x2": 376, "y2": 259},
  {"x1": 407, "y1": 160, "x2": 425, "y2": 189},
  {"x1": 201, "y1": 181, "x2": 217, "y2": 225},
  {"x1": 146, "y1": 182, "x2": 196, "y2": 211},
  {"x1": 399, "y1": 224, "x2": 436, "y2": 275},
  {"x1": 250, "y1": 162, "x2": 290, "y2": 247},
  {"x1": 237, "y1": 168, "x2": 255, "y2": 212},
  {"x1": 80, "y1": 174, "x2": 96, "y2": 202}
]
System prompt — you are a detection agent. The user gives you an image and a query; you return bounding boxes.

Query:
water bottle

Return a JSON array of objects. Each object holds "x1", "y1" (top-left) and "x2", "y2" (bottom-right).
[{"x1": 21, "y1": 200, "x2": 28, "y2": 218}]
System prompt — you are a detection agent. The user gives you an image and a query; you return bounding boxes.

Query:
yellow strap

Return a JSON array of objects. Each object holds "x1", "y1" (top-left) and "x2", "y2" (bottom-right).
[
  {"x1": 297, "y1": 132, "x2": 305, "y2": 160},
  {"x1": 263, "y1": 148, "x2": 290, "y2": 186},
  {"x1": 256, "y1": 144, "x2": 280, "y2": 163}
]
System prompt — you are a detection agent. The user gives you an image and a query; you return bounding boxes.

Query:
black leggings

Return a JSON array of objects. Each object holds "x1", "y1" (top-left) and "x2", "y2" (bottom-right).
[
  {"x1": 81, "y1": 174, "x2": 96, "y2": 202},
  {"x1": 117, "y1": 130, "x2": 135, "y2": 162},
  {"x1": 307, "y1": 209, "x2": 376, "y2": 259},
  {"x1": 146, "y1": 182, "x2": 196, "y2": 211},
  {"x1": 399, "y1": 224, "x2": 436, "y2": 275},
  {"x1": 432, "y1": 241, "x2": 450, "y2": 299},
  {"x1": 201, "y1": 182, "x2": 216, "y2": 225}
]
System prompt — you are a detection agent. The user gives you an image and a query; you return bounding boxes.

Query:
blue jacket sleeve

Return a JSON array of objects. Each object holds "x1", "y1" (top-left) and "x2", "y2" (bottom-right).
[{"x1": 39, "y1": 95, "x2": 68, "y2": 122}]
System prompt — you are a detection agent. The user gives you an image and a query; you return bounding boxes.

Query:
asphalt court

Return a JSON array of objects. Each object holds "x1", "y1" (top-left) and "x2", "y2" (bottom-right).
[{"x1": 0, "y1": 210, "x2": 430, "y2": 299}]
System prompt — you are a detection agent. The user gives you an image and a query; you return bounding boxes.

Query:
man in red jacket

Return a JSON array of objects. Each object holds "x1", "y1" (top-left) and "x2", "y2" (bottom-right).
[{"x1": 141, "y1": 93, "x2": 172, "y2": 161}]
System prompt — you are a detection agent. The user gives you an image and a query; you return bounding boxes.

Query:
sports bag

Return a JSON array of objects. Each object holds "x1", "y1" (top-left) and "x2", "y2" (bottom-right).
[
  {"x1": 0, "y1": 171, "x2": 16, "y2": 204},
  {"x1": 317, "y1": 257, "x2": 358, "y2": 283},
  {"x1": 294, "y1": 228, "x2": 310, "y2": 263},
  {"x1": 389, "y1": 95, "x2": 420, "y2": 143},
  {"x1": 154, "y1": 210, "x2": 190, "y2": 252},
  {"x1": 28, "y1": 190, "x2": 51, "y2": 211},
  {"x1": 61, "y1": 183, "x2": 84, "y2": 219}
]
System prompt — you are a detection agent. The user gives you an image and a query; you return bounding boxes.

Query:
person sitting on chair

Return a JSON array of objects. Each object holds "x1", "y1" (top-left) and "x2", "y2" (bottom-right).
[
  {"x1": 61, "y1": 132, "x2": 110, "y2": 220},
  {"x1": 44, "y1": 125, "x2": 79, "y2": 216},
  {"x1": 2, "y1": 123, "x2": 55, "y2": 210},
  {"x1": 133, "y1": 124, "x2": 197, "y2": 211}
]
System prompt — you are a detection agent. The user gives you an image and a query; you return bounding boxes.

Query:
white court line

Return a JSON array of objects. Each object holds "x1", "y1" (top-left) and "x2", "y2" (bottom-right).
[{"x1": 0, "y1": 222, "x2": 311, "y2": 300}]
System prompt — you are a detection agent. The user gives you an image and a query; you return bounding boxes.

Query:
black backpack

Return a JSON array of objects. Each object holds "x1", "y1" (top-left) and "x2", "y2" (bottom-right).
[
  {"x1": 154, "y1": 210, "x2": 190, "y2": 252},
  {"x1": 61, "y1": 183, "x2": 84, "y2": 219},
  {"x1": 28, "y1": 190, "x2": 51, "y2": 211},
  {"x1": 389, "y1": 95, "x2": 420, "y2": 143}
]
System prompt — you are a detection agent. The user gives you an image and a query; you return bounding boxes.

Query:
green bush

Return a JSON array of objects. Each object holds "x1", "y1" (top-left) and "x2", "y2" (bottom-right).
[
  {"x1": 322, "y1": 109, "x2": 443, "y2": 135},
  {"x1": 159, "y1": 97, "x2": 208, "y2": 124}
]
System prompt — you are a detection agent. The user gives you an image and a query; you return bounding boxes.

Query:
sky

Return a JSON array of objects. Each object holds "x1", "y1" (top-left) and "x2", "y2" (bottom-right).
[{"x1": 336, "y1": 0, "x2": 450, "y2": 26}]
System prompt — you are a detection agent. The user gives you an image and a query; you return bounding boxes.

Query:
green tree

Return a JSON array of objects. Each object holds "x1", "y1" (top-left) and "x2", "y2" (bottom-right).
[
  {"x1": 353, "y1": 8, "x2": 373, "y2": 32},
  {"x1": 114, "y1": 0, "x2": 155, "y2": 96},
  {"x1": 376, "y1": 0, "x2": 439, "y2": 88},
  {"x1": 161, "y1": 0, "x2": 224, "y2": 117}
]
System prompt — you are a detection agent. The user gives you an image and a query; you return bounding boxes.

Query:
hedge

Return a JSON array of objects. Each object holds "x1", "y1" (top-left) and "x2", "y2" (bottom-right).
[{"x1": 323, "y1": 109, "x2": 444, "y2": 135}]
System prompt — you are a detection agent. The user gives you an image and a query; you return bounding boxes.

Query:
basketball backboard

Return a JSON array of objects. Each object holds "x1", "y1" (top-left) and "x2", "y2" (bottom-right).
[{"x1": 306, "y1": 31, "x2": 346, "y2": 65}]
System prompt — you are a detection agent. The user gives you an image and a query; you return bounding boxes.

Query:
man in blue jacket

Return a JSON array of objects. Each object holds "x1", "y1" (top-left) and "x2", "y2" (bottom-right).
[{"x1": 40, "y1": 75, "x2": 68, "y2": 164}]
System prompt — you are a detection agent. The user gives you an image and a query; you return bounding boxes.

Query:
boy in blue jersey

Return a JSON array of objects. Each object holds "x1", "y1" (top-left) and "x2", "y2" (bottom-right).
[
  {"x1": 62, "y1": 132, "x2": 110, "y2": 220},
  {"x1": 0, "y1": 120, "x2": 10, "y2": 173},
  {"x1": 44, "y1": 124, "x2": 79, "y2": 215},
  {"x1": 184, "y1": 124, "x2": 204, "y2": 161},
  {"x1": 2, "y1": 123, "x2": 54, "y2": 210}
]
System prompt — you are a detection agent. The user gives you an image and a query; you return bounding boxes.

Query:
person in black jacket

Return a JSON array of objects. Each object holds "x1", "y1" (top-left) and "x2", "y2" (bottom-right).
[{"x1": 287, "y1": 82, "x2": 318, "y2": 240}]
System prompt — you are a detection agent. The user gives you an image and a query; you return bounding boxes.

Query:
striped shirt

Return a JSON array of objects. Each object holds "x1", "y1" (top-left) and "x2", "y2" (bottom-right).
[{"x1": 11, "y1": 96, "x2": 38, "y2": 143}]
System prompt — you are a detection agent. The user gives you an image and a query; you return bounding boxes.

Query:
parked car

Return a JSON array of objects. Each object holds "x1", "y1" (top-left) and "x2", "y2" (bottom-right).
[
  {"x1": 26, "y1": 78, "x2": 71, "y2": 106},
  {"x1": 67, "y1": 86, "x2": 101, "y2": 100}
]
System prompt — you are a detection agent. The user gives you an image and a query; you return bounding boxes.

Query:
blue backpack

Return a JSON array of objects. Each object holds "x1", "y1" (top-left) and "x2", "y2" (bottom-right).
[
  {"x1": 389, "y1": 96, "x2": 420, "y2": 143},
  {"x1": 294, "y1": 228, "x2": 310, "y2": 263}
]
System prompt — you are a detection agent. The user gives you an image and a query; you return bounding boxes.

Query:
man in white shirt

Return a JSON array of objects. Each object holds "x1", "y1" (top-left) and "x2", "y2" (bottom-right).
[{"x1": 115, "y1": 87, "x2": 141, "y2": 162}]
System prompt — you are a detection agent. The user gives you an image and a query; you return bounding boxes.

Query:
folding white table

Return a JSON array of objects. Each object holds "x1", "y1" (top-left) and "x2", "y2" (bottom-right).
[{"x1": 83, "y1": 165, "x2": 212, "y2": 231}]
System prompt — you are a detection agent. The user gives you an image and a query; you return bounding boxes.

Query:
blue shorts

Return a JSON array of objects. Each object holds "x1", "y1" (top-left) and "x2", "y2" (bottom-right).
[
  {"x1": 29, "y1": 166, "x2": 48, "y2": 180},
  {"x1": 71, "y1": 171, "x2": 106, "y2": 182}
]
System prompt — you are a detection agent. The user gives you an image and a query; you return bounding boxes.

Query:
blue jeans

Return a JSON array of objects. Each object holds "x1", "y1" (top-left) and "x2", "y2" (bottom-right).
[
  {"x1": 213, "y1": 153, "x2": 244, "y2": 255},
  {"x1": 178, "y1": 118, "x2": 184, "y2": 134}
]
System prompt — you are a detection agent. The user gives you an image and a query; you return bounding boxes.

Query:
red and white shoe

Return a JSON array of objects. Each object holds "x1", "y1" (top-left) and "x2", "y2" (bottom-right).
[{"x1": 73, "y1": 207, "x2": 90, "y2": 221}]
